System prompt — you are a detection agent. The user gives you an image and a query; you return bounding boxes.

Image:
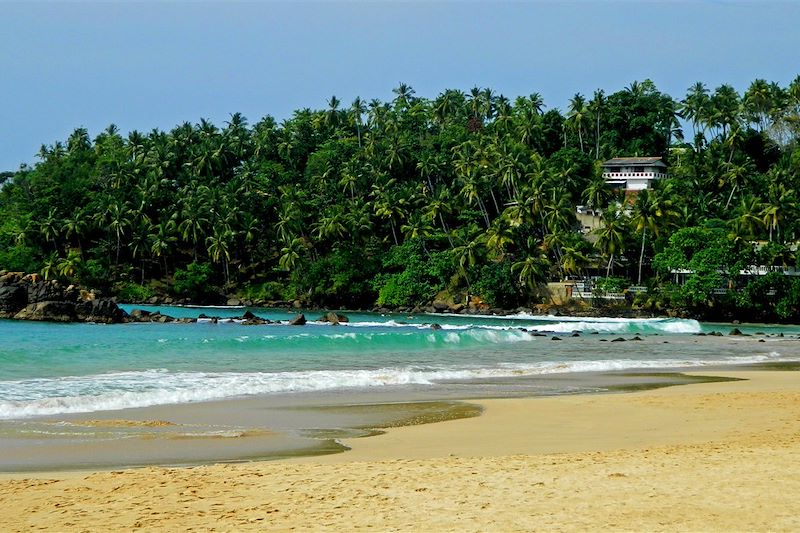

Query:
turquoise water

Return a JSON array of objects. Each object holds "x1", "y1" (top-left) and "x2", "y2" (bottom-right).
[{"x1": 1, "y1": 306, "x2": 798, "y2": 420}]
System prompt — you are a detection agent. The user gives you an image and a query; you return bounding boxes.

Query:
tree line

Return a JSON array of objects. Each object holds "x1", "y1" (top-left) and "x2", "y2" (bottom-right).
[{"x1": 1, "y1": 77, "x2": 799, "y2": 318}]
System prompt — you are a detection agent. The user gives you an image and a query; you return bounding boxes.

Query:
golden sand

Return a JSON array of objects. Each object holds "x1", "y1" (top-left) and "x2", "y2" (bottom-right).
[{"x1": 2, "y1": 370, "x2": 799, "y2": 532}]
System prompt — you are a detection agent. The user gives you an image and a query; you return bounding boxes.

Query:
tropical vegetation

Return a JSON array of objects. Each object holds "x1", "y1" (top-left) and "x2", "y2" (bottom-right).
[{"x1": 2, "y1": 77, "x2": 800, "y2": 319}]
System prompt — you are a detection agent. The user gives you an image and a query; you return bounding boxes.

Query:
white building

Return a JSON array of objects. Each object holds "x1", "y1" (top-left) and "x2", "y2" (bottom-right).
[{"x1": 602, "y1": 157, "x2": 667, "y2": 192}]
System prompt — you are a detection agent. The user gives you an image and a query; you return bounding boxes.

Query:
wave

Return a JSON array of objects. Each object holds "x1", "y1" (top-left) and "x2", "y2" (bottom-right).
[{"x1": 0, "y1": 351, "x2": 788, "y2": 419}]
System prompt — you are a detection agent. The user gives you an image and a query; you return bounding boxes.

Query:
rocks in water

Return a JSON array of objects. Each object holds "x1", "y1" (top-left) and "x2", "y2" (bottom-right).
[
  {"x1": 76, "y1": 299, "x2": 126, "y2": 324},
  {"x1": 611, "y1": 337, "x2": 626, "y2": 342},
  {"x1": 242, "y1": 310, "x2": 256, "y2": 320},
  {"x1": 320, "y1": 312, "x2": 349, "y2": 325},
  {"x1": 289, "y1": 314, "x2": 307, "y2": 326},
  {"x1": 529, "y1": 332, "x2": 547, "y2": 337},
  {"x1": 551, "y1": 336, "x2": 562, "y2": 341},
  {"x1": 0, "y1": 274, "x2": 124, "y2": 323},
  {"x1": 430, "y1": 323, "x2": 442, "y2": 330},
  {"x1": 729, "y1": 328, "x2": 743, "y2": 336},
  {"x1": 630, "y1": 336, "x2": 643, "y2": 341},
  {"x1": 14, "y1": 301, "x2": 77, "y2": 322},
  {"x1": 571, "y1": 332, "x2": 581, "y2": 337}
]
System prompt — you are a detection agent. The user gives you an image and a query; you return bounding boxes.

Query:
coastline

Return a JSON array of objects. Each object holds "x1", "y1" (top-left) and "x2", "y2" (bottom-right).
[{"x1": 2, "y1": 369, "x2": 799, "y2": 531}]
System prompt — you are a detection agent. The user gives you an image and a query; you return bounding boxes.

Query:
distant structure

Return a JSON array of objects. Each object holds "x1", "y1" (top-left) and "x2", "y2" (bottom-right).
[{"x1": 602, "y1": 157, "x2": 667, "y2": 192}]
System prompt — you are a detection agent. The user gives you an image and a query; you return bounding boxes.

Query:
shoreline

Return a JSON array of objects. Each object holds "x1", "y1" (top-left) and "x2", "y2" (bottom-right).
[{"x1": 2, "y1": 369, "x2": 800, "y2": 530}]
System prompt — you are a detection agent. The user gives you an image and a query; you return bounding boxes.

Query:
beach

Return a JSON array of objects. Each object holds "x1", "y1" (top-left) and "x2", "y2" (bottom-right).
[{"x1": 2, "y1": 369, "x2": 799, "y2": 532}]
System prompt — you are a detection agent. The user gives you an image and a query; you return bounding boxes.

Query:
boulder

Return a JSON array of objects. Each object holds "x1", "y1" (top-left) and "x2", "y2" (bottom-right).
[
  {"x1": 432, "y1": 300, "x2": 449, "y2": 312},
  {"x1": 14, "y1": 301, "x2": 77, "y2": 322},
  {"x1": 75, "y1": 299, "x2": 126, "y2": 324},
  {"x1": 0, "y1": 284, "x2": 27, "y2": 314},
  {"x1": 611, "y1": 337, "x2": 626, "y2": 342},
  {"x1": 430, "y1": 323, "x2": 443, "y2": 330},
  {"x1": 26, "y1": 280, "x2": 65, "y2": 304},
  {"x1": 729, "y1": 328, "x2": 743, "y2": 336},
  {"x1": 289, "y1": 314, "x2": 306, "y2": 326},
  {"x1": 320, "y1": 312, "x2": 349, "y2": 324},
  {"x1": 227, "y1": 298, "x2": 242, "y2": 307}
]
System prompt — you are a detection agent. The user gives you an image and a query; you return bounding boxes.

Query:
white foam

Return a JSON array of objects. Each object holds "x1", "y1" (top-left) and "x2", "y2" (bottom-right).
[{"x1": 0, "y1": 350, "x2": 788, "y2": 420}]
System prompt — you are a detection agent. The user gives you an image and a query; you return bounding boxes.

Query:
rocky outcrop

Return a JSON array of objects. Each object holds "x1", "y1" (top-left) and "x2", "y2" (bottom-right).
[
  {"x1": 0, "y1": 271, "x2": 125, "y2": 324},
  {"x1": 319, "y1": 312, "x2": 349, "y2": 325},
  {"x1": 289, "y1": 314, "x2": 307, "y2": 325}
]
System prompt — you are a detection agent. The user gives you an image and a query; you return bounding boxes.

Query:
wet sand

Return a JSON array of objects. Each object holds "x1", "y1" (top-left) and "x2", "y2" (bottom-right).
[{"x1": 2, "y1": 369, "x2": 799, "y2": 531}]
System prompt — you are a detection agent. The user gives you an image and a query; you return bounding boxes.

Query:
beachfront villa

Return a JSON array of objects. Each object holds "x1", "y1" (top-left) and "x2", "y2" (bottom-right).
[{"x1": 602, "y1": 156, "x2": 668, "y2": 191}]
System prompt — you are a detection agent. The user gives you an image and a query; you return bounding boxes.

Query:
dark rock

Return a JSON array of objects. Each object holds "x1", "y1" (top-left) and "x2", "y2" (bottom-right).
[
  {"x1": 551, "y1": 336, "x2": 562, "y2": 341},
  {"x1": 14, "y1": 301, "x2": 77, "y2": 322},
  {"x1": 75, "y1": 299, "x2": 126, "y2": 323},
  {"x1": 432, "y1": 301, "x2": 449, "y2": 312},
  {"x1": 611, "y1": 337, "x2": 626, "y2": 342},
  {"x1": 130, "y1": 309, "x2": 151, "y2": 319},
  {"x1": 600, "y1": 339, "x2": 608, "y2": 342},
  {"x1": 26, "y1": 280, "x2": 64, "y2": 304},
  {"x1": 630, "y1": 336, "x2": 643, "y2": 341},
  {"x1": 571, "y1": 333, "x2": 580, "y2": 337},
  {"x1": 430, "y1": 323, "x2": 442, "y2": 330},
  {"x1": 729, "y1": 328, "x2": 743, "y2": 336},
  {"x1": 242, "y1": 319, "x2": 268, "y2": 326},
  {"x1": 320, "y1": 312, "x2": 349, "y2": 324},
  {"x1": 198, "y1": 313, "x2": 210, "y2": 319},
  {"x1": 758, "y1": 339, "x2": 766, "y2": 343},
  {"x1": 695, "y1": 332, "x2": 707, "y2": 336},
  {"x1": 289, "y1": 314, "x2": 307, "y2": 326},
  {"x1": 530, "y1": 332, "x2": 547, "y2": 337},
  {"x1": 0, "y1": 284, "x2": 27, "y2": 314},
  {"x1": 242, "y1": 310, "x2": 257, "y2": 320}
]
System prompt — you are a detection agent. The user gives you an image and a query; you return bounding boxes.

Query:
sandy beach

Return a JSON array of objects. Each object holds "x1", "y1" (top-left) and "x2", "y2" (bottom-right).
[{"x1": 2, "y1": 369, "x2": 799, "y2": 532}]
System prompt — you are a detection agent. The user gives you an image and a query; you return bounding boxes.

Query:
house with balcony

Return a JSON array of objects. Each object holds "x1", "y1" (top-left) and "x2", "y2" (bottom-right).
[{"x1": 602, "y1": 157, "x2": 667, "y2": 192}]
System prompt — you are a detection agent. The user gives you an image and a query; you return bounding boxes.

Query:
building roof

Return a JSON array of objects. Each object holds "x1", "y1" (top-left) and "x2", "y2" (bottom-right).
[{"x1": 602, "y1": 157, "x2": 666, "y2": 168}]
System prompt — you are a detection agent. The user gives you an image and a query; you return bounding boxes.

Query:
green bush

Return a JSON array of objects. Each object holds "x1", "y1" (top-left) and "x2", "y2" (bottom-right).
[
  {"x1": 239, "y1": 281, "x2": 289, "y2": 302},
  {"x1": 173, "y1": 262, "x2": 219, "y2": 303},
  {"x1": 115, "y1": 282, "x2": 154, "y2": 302},
  {"x1": 373, "y1": 240, "x2": 455, "y2": 307},
  {"x1": 472, "y1": 261, "x2": 521, "y2": 308}
]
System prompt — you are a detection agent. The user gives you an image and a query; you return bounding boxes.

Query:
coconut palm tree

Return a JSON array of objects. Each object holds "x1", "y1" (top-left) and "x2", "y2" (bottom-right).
[{"x1": 594, "y1": 207, "x2": 628, "y2": 278}]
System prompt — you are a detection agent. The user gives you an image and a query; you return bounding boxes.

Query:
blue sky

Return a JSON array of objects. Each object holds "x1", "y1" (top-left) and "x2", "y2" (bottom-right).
[{"x1": 1, "y1": 1, "x2": 798, "y2": 171}]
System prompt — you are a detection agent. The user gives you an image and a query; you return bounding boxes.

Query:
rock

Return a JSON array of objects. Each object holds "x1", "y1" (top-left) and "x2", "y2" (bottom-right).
[
  {"x1": 611, "y1": 337, "x2": 626, "y2": 342},
  {"x1": 432, "y1": 301, "x2": 449, "y2": 312},
  {"x1": 630, "y1": 336, "x2": 643, "y2": 341},
  {"x1": 0, "y1": 284, "x2": 27, "y2": 314},
  {"x1": 75, "y1": 299, "x2": 126, "y2": 323},
  {"x1": 293, "y1": 300, "x2": 302, "y2": 309},
  {"x1": 551, "y1": 336, "x2": 562, "y2": 341},
  {"x1": 227, "y1": 298, "x2": 241, "y2": 307},
  {"x1": 758, "y1": 339, "x2": 766, "y2": 343},
  {"x1": 242, "y1": 310, "x2": 257, "y2": 320},
  {"x1": 242, "y1": 318, "x2": 269, "y2": 325},
  {"x1": 289, "y1": 314, "x2": 306, "y2": 326},
  {"x1": 26, "y1": 280, "x2": 64, "y2": 304},
  {"x1": 79, "y1": 289, "x2": 96, "y2": 301},
  {"x1": 130, "y1": 309, "x2": 151, "y2": 319},
  {"x1": 571, "y1": 333, "x2": 580, "y2": 337},
  {"x1": 198, "y1": 313, "x2": 210, "y2": 319},
  {"x1": 147, "y1": 296, "x2": 160, "y2": 304},
  {"x1": 430, "y1": 323, "x2": 442, "y2": 330},
  {"x1": 450, "y1": 303, "x2": 465, "y2": 313},
  {"x1": 14, "y1": 301, "x2": 77, "y2": 322},
  {"x1": 320, "y1": 312, "x2": 349, "y2": 324},
  {"x1": 530, "y1": 332, "x2": 547, "y2": 337},
  {"x1": 729, "y1": 328, "x2": 743, "y2": 336}
]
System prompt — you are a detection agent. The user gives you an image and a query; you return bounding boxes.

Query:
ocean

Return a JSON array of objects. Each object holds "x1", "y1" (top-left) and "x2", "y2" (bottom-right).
[{"x1": 0, "y1": 306, "x2": 798, "y2": 470}]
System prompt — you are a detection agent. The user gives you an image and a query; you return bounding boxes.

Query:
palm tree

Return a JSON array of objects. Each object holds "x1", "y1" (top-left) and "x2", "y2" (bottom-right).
[
  {"x1": 350, "y1": 97, "x2": 366, "y2": 147},
  {"x1": 567, "y1": 93, "x2": 587, "y2": 152},
  {"x1": 589, "y1": 89, "x2": 606, "y2": 159},
  {"x1": 206, "y1": 227, "x2": 233, "y2": 285},
  {"x1": 39, "y1": 208, "x2": 61, "y2": 252},
  {"x1": 56, "y1": 249, "x2": 82, "y2": 280},
  {"x1": 511, "y1": 252, "x2": 548, "y2": 292},
  {"x1": 631, "y1": 189, "x2": 675, "y2": 284},
  {"x1": 594, "y1": 207, "x2": 628, "y2": 278}
]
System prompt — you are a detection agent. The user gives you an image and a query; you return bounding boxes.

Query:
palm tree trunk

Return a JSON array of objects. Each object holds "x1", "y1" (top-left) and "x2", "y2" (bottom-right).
[
  {"x1": 606, "y1": 254, "x2": 614, "y2": 278},
  {"x1": 637, "y1": 229, "x2": 647, "y2": 285}
]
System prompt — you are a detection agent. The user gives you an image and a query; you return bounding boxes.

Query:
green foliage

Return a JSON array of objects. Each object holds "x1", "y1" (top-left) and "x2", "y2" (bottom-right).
[
  {"x1": 374, "y1": 240, "x2": 455, "y2": 307},
  {"x1": 1, "y1": 77, "x2": 799, "y2": 316},
  {"x1": 115, "y1": 282, "x2": 154, "y2": 303},
  {"x1": 238, "y1": 281, "x2": 290, "y2": 302},
  {"x1": 0, "y1": 244, "x2": 39, "y2": 273},
  {"x1": 471, "y1": 260, "x2": 522, "y2": 308},
  {"x1": 594, "y1": 276, "x2": 629, "y2": 293},
  {"x1": 173, "y1": 262, "x2": 218, "y2": 303}
]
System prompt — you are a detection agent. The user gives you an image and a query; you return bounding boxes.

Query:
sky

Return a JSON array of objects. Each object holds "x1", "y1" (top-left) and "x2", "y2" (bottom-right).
[{"x1": 1, "y1": 0, "x2": 799, "y2": 171}]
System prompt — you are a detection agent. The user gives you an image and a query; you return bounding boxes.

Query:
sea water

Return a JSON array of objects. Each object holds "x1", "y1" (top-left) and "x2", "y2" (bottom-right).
[{"x1": 1, "y1": 306, "x2": 798, "y2": 420}]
